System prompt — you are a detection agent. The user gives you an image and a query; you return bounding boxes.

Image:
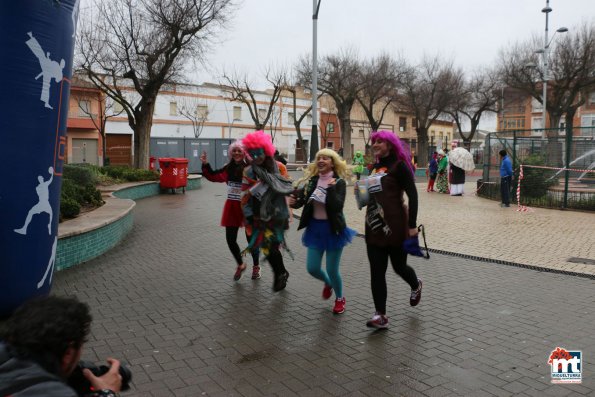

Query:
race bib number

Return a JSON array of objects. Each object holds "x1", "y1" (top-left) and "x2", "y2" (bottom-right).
[
  {"x1": 366, "y1": 174, "x2": 385, "y2": 194},
  {"x1": 227, "y1": 181, "x2": 242, "y2": 201},
  {"x1": 249, "y1": 181, "x2": 269, "y2": 200},
  {"x1": 309, "y1": 186, "x2": 327, "y2": 204}
]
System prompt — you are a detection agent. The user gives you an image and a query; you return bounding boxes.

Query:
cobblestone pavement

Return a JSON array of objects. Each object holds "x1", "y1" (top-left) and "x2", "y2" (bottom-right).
[{"x1": 53, "y1": 180, "x2": 595, "y2": 396}]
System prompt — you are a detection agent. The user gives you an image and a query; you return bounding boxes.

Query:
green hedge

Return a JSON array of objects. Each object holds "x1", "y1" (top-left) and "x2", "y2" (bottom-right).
[{"x1": 60, "y1": 164, "x2": 159, "y2": 220}]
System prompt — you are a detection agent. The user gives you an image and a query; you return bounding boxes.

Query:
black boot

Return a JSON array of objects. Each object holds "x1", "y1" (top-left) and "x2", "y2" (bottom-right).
[{"x1": 268, "y1": 249, "x2": 288, "y2": 292}]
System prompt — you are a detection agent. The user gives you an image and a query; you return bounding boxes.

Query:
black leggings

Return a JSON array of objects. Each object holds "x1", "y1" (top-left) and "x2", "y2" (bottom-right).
[
  {"x1": 225, "y1": 227, "x2": 259, "y2": 266},
  {"x1": 267, "y1": 247, "x2": 287, "y2": 277},
  {"x1": 366, "y1": 244, "x2": 419, "y2": 314}
]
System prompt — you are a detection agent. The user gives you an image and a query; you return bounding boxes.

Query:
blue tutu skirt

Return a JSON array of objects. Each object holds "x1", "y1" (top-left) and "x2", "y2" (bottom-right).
[{"x1": 302, "y1": 218, "x2": 357, "y2": 250}]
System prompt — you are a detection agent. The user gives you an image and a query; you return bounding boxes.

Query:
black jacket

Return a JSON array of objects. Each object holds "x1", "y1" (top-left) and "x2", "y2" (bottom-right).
[{"x1": 290, "y1": 173, "x2": 347, "y2": 235}]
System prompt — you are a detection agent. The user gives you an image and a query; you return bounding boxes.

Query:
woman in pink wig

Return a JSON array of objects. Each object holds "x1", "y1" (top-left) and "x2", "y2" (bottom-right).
[
  {"x1": 200, "y1": 141, "x2": 261, "y2": 281},
  {"x1": 241, "y1": 131, "x2": 293, "y2": 292}
]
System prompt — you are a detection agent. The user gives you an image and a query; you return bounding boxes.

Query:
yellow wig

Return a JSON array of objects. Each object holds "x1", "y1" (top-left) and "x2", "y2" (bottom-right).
[{"x1": 295, "y1": 148, "x2": 352, "y2": 187}]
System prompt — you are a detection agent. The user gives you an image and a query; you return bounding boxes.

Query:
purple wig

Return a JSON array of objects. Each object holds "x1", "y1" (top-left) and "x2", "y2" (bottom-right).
[{"x1": 370, "y1": 130, "x2": 414, "y2": 175}]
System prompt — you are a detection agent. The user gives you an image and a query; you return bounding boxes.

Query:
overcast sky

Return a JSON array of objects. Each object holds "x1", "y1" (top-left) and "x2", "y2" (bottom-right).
[{"x1": 199, "y1": 0, "x2": 595, "y2": 84}]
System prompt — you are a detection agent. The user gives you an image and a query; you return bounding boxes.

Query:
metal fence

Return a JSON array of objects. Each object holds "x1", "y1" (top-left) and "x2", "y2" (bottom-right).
[{"x1": 478, "y1": 126, "x2": 595, "y2": 211}]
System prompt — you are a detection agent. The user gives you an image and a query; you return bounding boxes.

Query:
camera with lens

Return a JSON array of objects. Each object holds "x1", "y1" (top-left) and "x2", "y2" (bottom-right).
[{"x1": 67, "y1": 360, "x2": 132, "y2": 396}]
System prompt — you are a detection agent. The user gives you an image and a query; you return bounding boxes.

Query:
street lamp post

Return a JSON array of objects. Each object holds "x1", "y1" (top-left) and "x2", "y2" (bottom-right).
[
  {"x1": 310, "y1": 0, "x2": 322, "y2": 162},
  {"x1": 538, "y1": 1, "x2": 568, "y2": 138}
]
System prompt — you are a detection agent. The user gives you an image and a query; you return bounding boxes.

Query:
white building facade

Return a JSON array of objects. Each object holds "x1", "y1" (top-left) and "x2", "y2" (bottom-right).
[{"x1": 105, "y1": 82, "x2": 316, "y2": 162}]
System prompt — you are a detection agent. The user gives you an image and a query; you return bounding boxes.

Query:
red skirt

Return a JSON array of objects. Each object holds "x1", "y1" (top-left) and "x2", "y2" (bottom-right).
[{"x1": 221, "y1": 199, "x2": 244, "y2": 227}]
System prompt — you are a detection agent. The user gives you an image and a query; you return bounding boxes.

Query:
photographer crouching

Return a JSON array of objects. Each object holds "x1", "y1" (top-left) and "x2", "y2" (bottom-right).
[{"x1": 0, "y1": 296, "x2": 130, "y2": 397}]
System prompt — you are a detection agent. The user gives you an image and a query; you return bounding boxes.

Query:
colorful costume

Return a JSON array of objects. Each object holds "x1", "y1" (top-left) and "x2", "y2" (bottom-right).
[
  {"x1": 241, "y1": 131, "x2": 293, "y2": 292},
  {"x1": 352, "y1": 151, "x2": 365, "y2": 180},
  {"x1": 436, "y1": 152, "x2": 449, "y2": 194}
]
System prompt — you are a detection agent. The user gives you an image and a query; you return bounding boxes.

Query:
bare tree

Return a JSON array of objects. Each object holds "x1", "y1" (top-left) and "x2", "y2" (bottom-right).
[
  {"x1": 395, "y1": 56, "x2": 461, "y2": 167},
  {"x1": 298, "y1": 48, "x2": 363, "y2": 161},
  {"x1": 76, "y1": 0, "x2": 235, "y2": 168},
  {"x1": 177, "y1": 94, "x2": 210, "y2": 138},
  {"x1": 74, "y1": 82, "x2": 124, "y2": 163},
  {"x1": 446, "y1": 68, "x2": 501, "y2": 149},
  {"x1": 498, "y1": 22, "x2": 595, "y2": 137},
  {"x1": 222, "y1": 68, "x2": 286, "y2": 131},
  {"x1": 356, "y1": 53, "x2": 403, "y2": 132}
]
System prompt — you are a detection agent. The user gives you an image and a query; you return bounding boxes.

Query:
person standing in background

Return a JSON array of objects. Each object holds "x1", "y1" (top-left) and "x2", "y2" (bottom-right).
[
  {"x1": 426, "y1": 152, "x2": 438, "y2": 192},
  {"x1": 499, "y1": 149, "x2": 513, "y2": 207}
]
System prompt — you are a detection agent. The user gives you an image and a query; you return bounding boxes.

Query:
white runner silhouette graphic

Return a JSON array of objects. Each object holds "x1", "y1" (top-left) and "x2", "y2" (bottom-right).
[
  {"x1": 37, "y1": 237, "x2": 58, "y2": 289},
  {"x1": 25, "y1": 32, "x2": 65, "y2": 109},
  {"x1": 15, "y1": 166, "x2": 54, "y2": 235}
]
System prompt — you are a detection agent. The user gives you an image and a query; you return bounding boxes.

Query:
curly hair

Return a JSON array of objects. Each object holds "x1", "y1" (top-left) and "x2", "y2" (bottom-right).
[
  {"x1": 295, "y1": 148, "x2": 352, "y2": 186},
  {"x1": 0, "y1": 296, "x2": 92, "y2": 375},
  {"x1": 370, "y1": 130, "x2": 414, "y2": 175},
  {"x1": 241, "y1": 130, "x2": 276, "y2": 158}
]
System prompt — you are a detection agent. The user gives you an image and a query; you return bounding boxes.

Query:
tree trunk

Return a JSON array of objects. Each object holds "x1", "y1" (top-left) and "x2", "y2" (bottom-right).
[
  {"x1": 340, "y1": 115, "x2": 353, "y2": 161},
  {"x1": 294, "y1": 124, "x2": 308, "y2": 162},
  {"x1": 416, "y1": 127, "x2": 429, "y2": 167},
  {"x1": 133, "y1": 101, "x2": 155, "y2": 169}
]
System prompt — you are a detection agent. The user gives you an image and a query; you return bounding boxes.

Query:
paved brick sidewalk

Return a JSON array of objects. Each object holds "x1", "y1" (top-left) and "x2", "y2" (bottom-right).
[
  {"x1": 53, "y1": 181, "x2": 595, "y2": 396},
  {"x1": 353, "y1": 180, "x2": 595, "y2": 277}
]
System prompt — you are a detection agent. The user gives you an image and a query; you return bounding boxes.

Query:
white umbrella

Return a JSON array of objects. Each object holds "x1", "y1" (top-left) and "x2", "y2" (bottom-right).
[{"x1": 449, "y1": 147, "x2": 475, "y2": 171}]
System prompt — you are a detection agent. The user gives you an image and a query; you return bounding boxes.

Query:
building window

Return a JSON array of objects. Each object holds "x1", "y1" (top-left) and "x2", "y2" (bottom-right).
[
  {"x1": 169, "y1": 102, "x2": 177, "y2": 116},
  {"x1": 327, "y1": 122, "x2": 334, "y2": 132},
  {"x1": 326, "y1": 141, "x2": 334, "y2": 149},
  {"x1": 288, "y1": 112, "x2": 295, "y2": 124},
  {"x1": 581, "y1": 115, "x2": 595, "y2": 127},
  {"x1": 531, "y1": 98, "x2": 542, "y2": 112},
  {"x1": 258, "y1": 108, "x2": 267, "y2": 120},
  {"x1": 358, "y1": 129, "x2": 365, "y2": 138},
  {"x1": 197, "y1": 105, "x2": 208, "y2": 119},
  {"x1": 78, "y1": 100, "x2": 91, "y2": 117},
  {"x1": 399, "y1": 117, "x2": 406, "y2": 132},
  {"x1": 532, "y1": 117, "x2": 544, "y2": 132},
  {"x1": 589, "y1": 92, "x2": 595, "y2": 105},
  {"x1": 233, "y1": 106, "x2": 242, "y2": 120}
]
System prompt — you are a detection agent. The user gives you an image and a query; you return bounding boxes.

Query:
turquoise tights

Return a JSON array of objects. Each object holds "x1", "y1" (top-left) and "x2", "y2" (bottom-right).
[{"x1": 306, "y1": 247, "x2": 343, "y2": 298}]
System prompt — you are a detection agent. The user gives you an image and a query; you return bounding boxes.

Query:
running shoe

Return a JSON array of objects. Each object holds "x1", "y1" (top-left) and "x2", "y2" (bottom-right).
[
  {"x1": 251, "y1": 265, "x2": 261, "y2": 280},
  {"x1": 366, "y1": 312, "x2": 388, "y2": 329},
  {"x1": 322, "y1": 284, "x2": 333, "y2": 300},
  {"x1": 333, "y1": 297, "x2": 346, "y2": 314},
  {"x1": 233, "y1": 263, "x2": 247, "y2": 281},
  {"x1": 410, "y1": 278, "x2": 422, "y2": 306}
]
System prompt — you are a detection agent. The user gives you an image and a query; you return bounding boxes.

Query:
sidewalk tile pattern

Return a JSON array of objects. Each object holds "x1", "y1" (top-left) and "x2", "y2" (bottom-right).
[{"x1": 52, "y1": 179, "x2": 595, "y2": 396}]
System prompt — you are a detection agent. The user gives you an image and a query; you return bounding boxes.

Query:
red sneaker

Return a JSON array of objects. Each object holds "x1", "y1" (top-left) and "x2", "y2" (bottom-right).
[
  {"x1": 251, "y1": 265, "x2": 261, "y2": 280},
  {"x1": 233, "y1": 263, "x2": 247, "y2": 281},
  {"x1": 322, "y1": 284, "x2": 333, "y2": 300},
  {"x1": 333, "y1": 297, "x2": 346, "y2": 314},
  {"x1": 410, "y1": 278, "x2": 422, "y2": 306}
]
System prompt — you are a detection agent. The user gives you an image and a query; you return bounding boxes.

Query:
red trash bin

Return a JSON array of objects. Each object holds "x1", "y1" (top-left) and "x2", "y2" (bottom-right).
[{"x1": 159, "y1": 157, "x2": 189, "y2": 193}]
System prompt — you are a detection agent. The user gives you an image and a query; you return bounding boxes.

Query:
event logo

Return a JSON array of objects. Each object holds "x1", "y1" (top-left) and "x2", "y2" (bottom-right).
[{"x1": 548, "y1": 347, "x2": 582, "y2": 384}]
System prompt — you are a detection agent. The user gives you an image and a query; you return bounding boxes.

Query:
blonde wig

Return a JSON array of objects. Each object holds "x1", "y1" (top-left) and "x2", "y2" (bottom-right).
[{"x1": 295, "y1": 148, "x2": 352, "y2": 187}]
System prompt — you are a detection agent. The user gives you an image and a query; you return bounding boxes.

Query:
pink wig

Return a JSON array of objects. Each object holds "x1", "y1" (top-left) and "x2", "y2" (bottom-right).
[
  {"x1": 241, "y1": 130, "x2": 276, "y2": 157},
  {"x1": 228, "y1": 140, "x2": 246, "y2": 158},
  {"x1": 370, "y1": 130, "x2": 414, "y2": 176}
]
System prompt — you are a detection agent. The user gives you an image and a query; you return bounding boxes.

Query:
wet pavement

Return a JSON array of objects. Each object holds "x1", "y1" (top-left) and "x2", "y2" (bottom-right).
[{"x1": 53, "y1": 178, "x2": 595, "y2": 396}]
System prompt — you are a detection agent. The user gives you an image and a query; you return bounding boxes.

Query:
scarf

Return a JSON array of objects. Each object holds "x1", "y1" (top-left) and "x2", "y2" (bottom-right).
[{"x1": 252, "y1": 162, "x2": 293, "y2": 222}]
